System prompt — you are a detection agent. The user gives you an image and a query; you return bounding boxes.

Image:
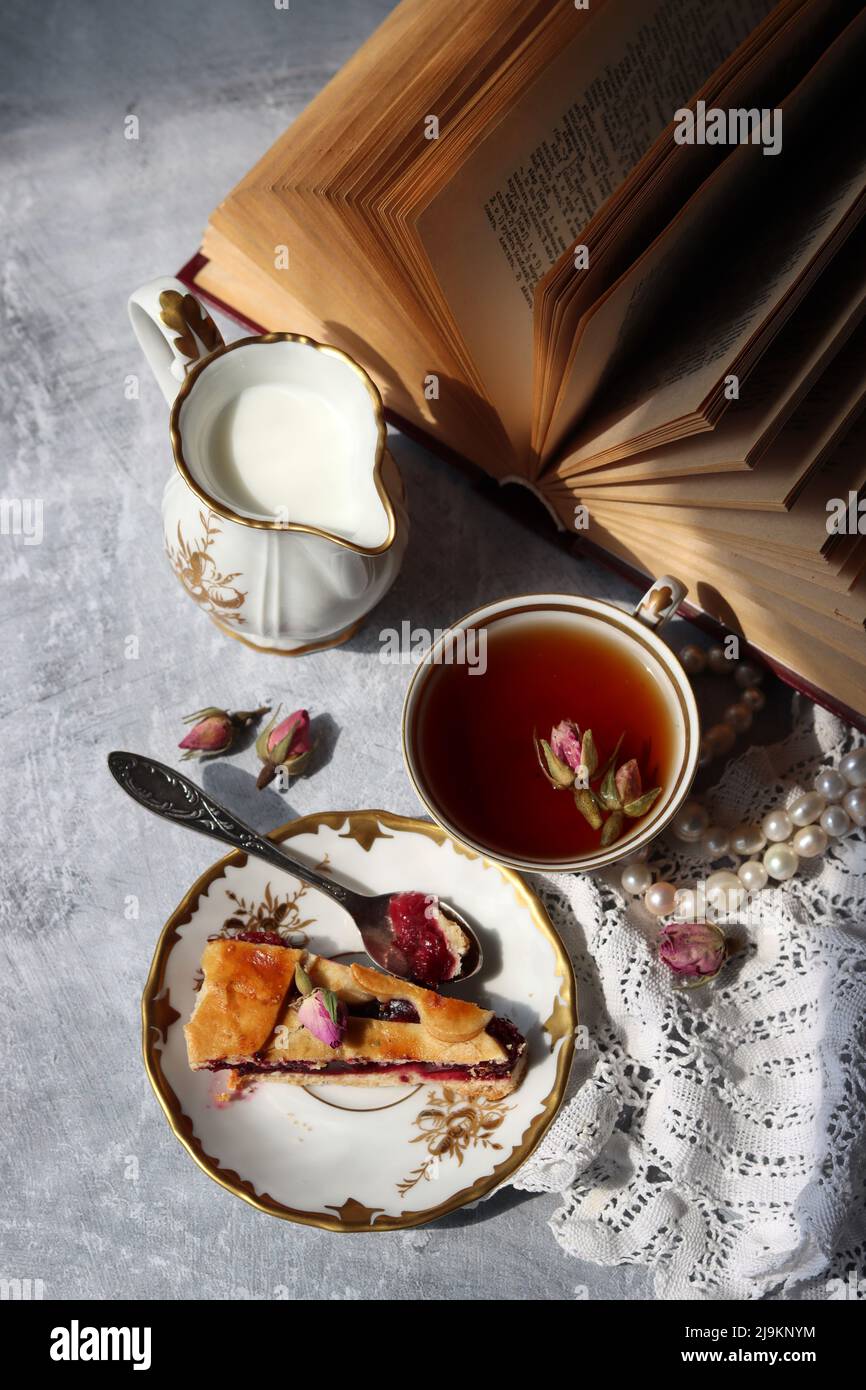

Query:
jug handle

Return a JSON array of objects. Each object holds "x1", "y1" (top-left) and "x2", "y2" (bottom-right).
[
  {"x1": 128, "y1": 276, "x2": 225, "y2": 406},
  {"x1": 632, "y1": 575, "x2": 687, "y2": 631}
]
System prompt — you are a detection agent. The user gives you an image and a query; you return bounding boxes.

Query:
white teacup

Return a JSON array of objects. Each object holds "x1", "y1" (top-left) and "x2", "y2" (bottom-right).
[
  {"x1": 402, "y1": 583, "x2": 700, "y2": 873},
  {"x1": 129, "y1": 277, "x2": 408, "y2": 654}
]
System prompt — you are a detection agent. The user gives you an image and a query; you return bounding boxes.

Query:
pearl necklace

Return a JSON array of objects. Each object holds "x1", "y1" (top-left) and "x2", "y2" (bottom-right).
[
  {"x1": 618, "y1": 651, "x2": 866, "y2": 980},
  {"x1": 678, "y1": 644, "x2": 766, "y2": 768}
]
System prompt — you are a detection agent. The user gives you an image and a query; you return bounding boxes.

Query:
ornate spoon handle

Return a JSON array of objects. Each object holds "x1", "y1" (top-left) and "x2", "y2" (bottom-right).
[{"x1": 107, "y1": 751, "x2": 356, "y2": 909}]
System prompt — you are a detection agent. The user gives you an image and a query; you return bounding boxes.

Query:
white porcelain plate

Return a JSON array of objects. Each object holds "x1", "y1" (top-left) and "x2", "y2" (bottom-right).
[{"x1": 143, "y1": 810, "x2": 576, "y2": 1231}]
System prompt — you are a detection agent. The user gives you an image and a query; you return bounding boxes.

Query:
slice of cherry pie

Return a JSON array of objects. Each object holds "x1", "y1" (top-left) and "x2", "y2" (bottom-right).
[{"x1": 185, "y1": 937, "x2": 527, "y2": 1098}]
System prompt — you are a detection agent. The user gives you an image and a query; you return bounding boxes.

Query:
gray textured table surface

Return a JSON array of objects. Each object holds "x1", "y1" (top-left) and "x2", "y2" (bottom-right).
[{"x1": 0, "y1": 0, "x2": 792, "y2": 1302}]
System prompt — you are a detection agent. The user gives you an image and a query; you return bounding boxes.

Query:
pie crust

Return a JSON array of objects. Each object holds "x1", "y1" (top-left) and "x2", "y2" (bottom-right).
[{"x1": 185, "y1": 938, "x2": 527, "y2": 1097}]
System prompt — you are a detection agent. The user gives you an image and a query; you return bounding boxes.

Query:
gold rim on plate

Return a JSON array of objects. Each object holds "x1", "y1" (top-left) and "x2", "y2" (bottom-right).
[{"x1": 142, "y1": 809, "x2": 576, "y2": 1232}]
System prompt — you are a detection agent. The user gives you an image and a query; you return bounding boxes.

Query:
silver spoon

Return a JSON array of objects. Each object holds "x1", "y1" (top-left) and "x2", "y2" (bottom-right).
[{"x1": 107, "y1": 751, "x2": 482, "y2": 985}]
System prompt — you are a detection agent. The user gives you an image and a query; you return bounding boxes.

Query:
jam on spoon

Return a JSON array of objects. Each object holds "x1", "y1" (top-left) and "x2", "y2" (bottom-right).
[{"x1": 385, "y1": 892, "x2": 470, "y2": 986}]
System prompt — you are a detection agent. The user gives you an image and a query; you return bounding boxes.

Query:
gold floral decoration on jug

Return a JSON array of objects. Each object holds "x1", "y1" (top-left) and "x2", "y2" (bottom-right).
[
  {"x1": 166, "y1": 509, "x2": 247, "y2": 626},
  {"x1": 397, "y1": 1087, "x2": 512, "y2": 1196},
  {"x1": 159, "y1": 289, "x2": 224, "y2": 364}
]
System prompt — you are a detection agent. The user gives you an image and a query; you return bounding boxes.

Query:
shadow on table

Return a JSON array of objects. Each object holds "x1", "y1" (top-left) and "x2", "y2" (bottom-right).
[
  {"x1": 200, "y1": 713, "x2": 341, "y2": 833},
  {"x1": 430, "y1": 1183, "x2": 543, "y2": 1229}
]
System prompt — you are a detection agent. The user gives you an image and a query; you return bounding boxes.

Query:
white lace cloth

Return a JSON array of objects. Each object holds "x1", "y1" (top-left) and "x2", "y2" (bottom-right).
[{"x1": 511, "y1": 701, "x2": 866, "y2": 1300}]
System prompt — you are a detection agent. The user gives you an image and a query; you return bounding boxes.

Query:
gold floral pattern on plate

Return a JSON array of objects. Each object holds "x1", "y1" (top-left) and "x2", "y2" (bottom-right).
[
  {"x1": 166, "y1": 509, "x2": 246, "y2": 626},
  {"x1": 222, "y1": 881, "x2": 314, "y2": 944},
  {"x1": 397, "y1": 1087, "x2": 512, "y2": 1197}
]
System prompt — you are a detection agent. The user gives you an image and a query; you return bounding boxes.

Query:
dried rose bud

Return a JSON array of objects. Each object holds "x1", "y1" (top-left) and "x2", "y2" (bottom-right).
[
  {"x1": 600, "y1": 809, "x2": 624, "y2": 847},
  {"x1": 256, "y1": 707, "x2": 313, "y2": 789},
  {"x1": 298, "y1": 987, "x2": 347, "y2": 1048},
  {"x1": 623, "y1": 787, "x2": 662, "y2": 818},
  {"x1": 574, "y1": 787, "x2": 604, "y2": 829},
  {"x1": 179, "y1": 705, "x2": 269, "y2": 761},
  {"x1": 597, "y1": 731, "x2": 624, "y2": 788},
  {"x1": 615, "y1": 758, "x2": 642, "y2": 805},
  {"x1": 599, "y1": 761, "x2": 620, "y2": 810},
  {"x1": 579, "y1": 728, "x2": 598, "y2": 779},
  {"x1": 535, "y1": 732, "x2": 574, "y2": 788},
  {"x1": 550, "y1": 719, "x2": 583, "y2": 771},
  {"x1": 658, "y1": 920, "x2": 727, "y2": 985}
]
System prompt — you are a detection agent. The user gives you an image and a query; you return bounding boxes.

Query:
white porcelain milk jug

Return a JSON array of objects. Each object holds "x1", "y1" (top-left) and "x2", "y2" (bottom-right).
[{"x1": 129, "y1": 277, "x2": 408, "y2": 653}]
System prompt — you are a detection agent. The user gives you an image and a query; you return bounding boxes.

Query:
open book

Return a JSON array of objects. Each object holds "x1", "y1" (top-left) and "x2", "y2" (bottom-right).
[{"x1": 187, "y1": 0, "x2": 866, "y2": 719}]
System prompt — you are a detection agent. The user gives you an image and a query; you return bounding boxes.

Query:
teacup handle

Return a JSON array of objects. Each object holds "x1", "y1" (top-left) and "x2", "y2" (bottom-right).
[
  {"x1": 128, "y1": 276, "x2": 225, "y2": 406},
  {"x1": 633, "y1": 575, "x2": 687, "y2": 631}
]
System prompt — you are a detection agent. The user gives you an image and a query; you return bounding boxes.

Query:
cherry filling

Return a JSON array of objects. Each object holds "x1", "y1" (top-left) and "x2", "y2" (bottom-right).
[
  {"x1": 484, "y1": 1016, "x2": 525, "y2": 1069},
  {"x1": 211, "y1": 930, "x2": 290, "y2": 948},
  {"x1": 218, "y1": 1058, "x2": 514, "y2": 1080},
  {"x1": 203, "y1": 1015, "x2": 526, "y2": 1081},
  {"x1": 386, "y1": 891, "x2": 459, "y2": 985},
  {"x1": 351, "y1": 998, "x2": 420, "y2": 1023}
]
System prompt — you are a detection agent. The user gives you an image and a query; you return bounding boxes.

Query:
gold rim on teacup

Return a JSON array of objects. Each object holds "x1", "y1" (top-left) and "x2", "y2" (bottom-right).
[{"x1": 401, "y1": 585, "x2": 700, "y2": 874}]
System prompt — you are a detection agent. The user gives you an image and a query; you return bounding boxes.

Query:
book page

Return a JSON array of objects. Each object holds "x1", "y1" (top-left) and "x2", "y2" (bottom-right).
[
  {"x1": 568, "y1": 224, "x2": 866, "y2": 487},
  {"x1": 554, "y1": 9, "x2": 866, "y2": 469},
  {"x1": 537, "y1": 0, "x2": 864, "y2": 460},
  {"x1": 417, "y1": 0, "x2": 773, "y2": 458},
  {"x1": 575, "y1": 314, "x2": 866, "y2": 507}
]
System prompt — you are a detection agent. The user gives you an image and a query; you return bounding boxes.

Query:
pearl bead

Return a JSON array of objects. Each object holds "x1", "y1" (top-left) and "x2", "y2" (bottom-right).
[
  {"x1": 840, "y1": 749, "x2": 866, "y2": 787},
  {"x1": 671, "y1": 799, "x2": 709, "y2": 843},
  {"x1": 820, "y1": 804, "x2": 851, "y2": 838},
  {"x1": 735, "y1": 662, "x2": 764, "y2": 689},
  {"x1": 707, "y1": 644, "x2": 732, "y2": 675},
  {"x1": 791, "y1": 824, "x2": 829, "y2": 858},
  {"x1": 698, "y1": 736, "x2": 714, "y2": 769},
  {"x1": 843, "y1": 787, "x2": 866, "y2": 827},
  {"x1": 763, "y1": 842, "x2": 799, "y2": 881},
  {"x1": 814, "y1": 768, "x2": 847, "y2": 802},
  {"x1": 738, "y1": 859, "x2": 768, "y2": 892},
  {"x1": 788, "y1": 791, "x2": 826, "y2": 827},
  {"x1": 705, "y1": 869, "x2": 745, "y2": 913},
  {"x1": 680, "y1": 644, "x2": 707, "y2": 675},
  {"x1": 730, "y1": 822, "x2": 766, "y2": 855},
  {"x1": 672, "y1": 888, "x2": 700, "y2": 922},
  {"x1": 705, "y1": 722, "x2": 736, "y2": 756},
  {"x1": 761, "y1": 809, "x2": 793, "y2": 843},
  {"x1": 701, "y1": 825, "x2": 730, "y2": 860},
  {"x1": 724, "y1": 702, "x2": 752, "y2": 733},
  {"x1": 740, "y1": 686, "x2": 765, "y2": 711},
  {"x1": 621, "y1": 861, "x2": 652, "y2": 895},
  {"x1": 644, "y1": 880, "x2": 677, "y2": 917}
]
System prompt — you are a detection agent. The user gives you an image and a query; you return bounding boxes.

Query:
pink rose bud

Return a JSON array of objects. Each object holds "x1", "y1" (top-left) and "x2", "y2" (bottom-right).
[
  {"x1": 298, "y1": 988, "x2": 347, "y2": 1049},
  {"x1": 179, "y1": 711, "x2": 233, "y2": 757},
  {"x1": 269, "y1": 709, "x2": 312, "y2": 759},
  {"x1": 658, "y1": 921, "x2": 726, "y2": 983},
  {"x1": 615, "y1": 758, "x2": 642, "y2": 805},
  {"x1": 550, "y1": 719, "x2": 583, "y2": 771},
  {"x1": 178, "y1": 705, "x2": 268, "y2": 761},
  {"x1": 256, "y1": 707, "x2": 314, "y2": 789}
]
